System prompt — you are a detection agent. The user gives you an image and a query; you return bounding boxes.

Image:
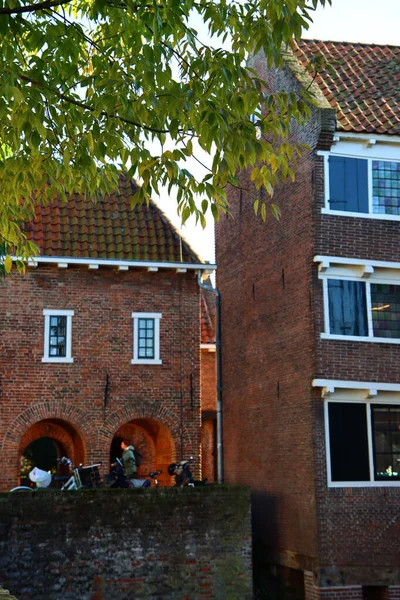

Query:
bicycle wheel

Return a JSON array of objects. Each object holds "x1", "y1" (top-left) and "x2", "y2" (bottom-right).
[{"x1": 10, "y1": 486, "x2": 34, "y2": 492}]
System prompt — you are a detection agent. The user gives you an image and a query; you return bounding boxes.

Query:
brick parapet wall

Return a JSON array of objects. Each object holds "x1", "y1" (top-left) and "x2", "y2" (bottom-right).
[{"x1": 0, "y1": 486, "x2": 252, "y2": 600}]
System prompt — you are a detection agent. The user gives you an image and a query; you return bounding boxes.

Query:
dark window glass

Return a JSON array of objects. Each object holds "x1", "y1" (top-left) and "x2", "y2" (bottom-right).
[
  {"x1": 48, "y1": 316, "x2": 67, "y2": 357},
  {"x1": 371, "y1": 283, "x2": 400, "y2": 339},
  {"x1": 372, "y1": 160, "x2": 400, "y2": 215},
  {"x1": 138, "y1": 318, "x2": 155, "y2": 359},
  {"x1": 328, "y1": 156, "x2": 368, "y2": 213},
  {"x1": 328, "y1": 279, "x2": 368, "y2": 336},
  {"x1": 329, "y1": 403, "x2": 370, "y2": 482},
  {"x1": 372, "y1": 405, "x2": 400, "y2": 480}
]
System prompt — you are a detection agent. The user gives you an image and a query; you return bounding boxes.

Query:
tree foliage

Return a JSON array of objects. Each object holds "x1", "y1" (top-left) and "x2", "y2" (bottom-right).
[{"x1": 0, "y1": 0, "x2": 330, "y2": 270}]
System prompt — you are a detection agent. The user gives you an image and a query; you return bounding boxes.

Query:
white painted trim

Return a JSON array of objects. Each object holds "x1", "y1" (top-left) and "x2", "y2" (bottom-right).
[
  {"x1": 132, "y1": 313, "x2": 162, "y2": 365},
  {"x1": 366, "y1": 404, "x2": 375, "y2": 482},
  {"x1": 318, "y1": 268, "x2": 400, "y2": 343},
  {"x1": 321, "y1": 208, "x2": 400, "y2": 222},
  {"x1": 43, "y1": 309, "x2": 74, "y2": 316},
  {"x1": 313, "y1": 379, "x2": 400, "y2": 393},
  {"x1": 322, "y1": 278, "x2": 330, "y2": 334},
  {"x1": 324, "y1": 401, "x2": 333, "y2": 484},
  {"x1": 324, "y1": 397, "x2": 400, "y2": 487},
  {"x1": 321, "y1": 333, "x2": 400, "y2": 344},
  {"x1": 314, "y1": 256, "x2": 400, "y2": 271},
  {"x1": 201, "y1": 343, "x2": 216, "y2": 352},
  {"x1": 14, "y1": 255, "x2": 216, "y2": 272},
  {"x1": 318, "y1": 131, "x2": 400, "y2": 145},
  {"x1": 322, "y1": 147, "x2": 400, "y2": 218},
  {"x1": 42, "y1": 309, "x2": 74, "y2": 363},
  {"x1": 131, "y1": 312, "x2": 162, "y2": 319}
]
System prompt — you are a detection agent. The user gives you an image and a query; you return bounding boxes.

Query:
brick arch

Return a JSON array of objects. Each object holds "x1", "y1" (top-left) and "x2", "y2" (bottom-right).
[
  {"x1": 0, "y1": 401, "x2": 93, "y2": 456},
  {"x1": 102, "y1": 402, "x2": 189, "y2": 486},
  {"x1": 0, "y1": 402, "x2": 96, "y2": 490},
  {"x1": 101, "y1": 401, "x2": 183, "y2": 444},
  {"x1": 19, "y1": 421, "x2": 79, "y2": 466}
]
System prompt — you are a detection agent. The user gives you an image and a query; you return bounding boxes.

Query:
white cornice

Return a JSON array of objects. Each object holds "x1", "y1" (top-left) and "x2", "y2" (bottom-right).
[
  {"x1": 313, "y1": 378, "x2": 400, "y2": 400},
  {"x1": 324, "y1": 132, "x2": 400, "y2": 146},
  {"x1": 314, "y1": 255, "x2": 400, "y2": 271},
  {"x1": 15, "y1": 255, "x2": 216, "y2": 272}
]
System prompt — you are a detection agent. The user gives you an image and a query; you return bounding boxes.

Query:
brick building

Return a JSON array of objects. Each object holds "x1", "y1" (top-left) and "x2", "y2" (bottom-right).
[
  {"x1": 216, "y1": 41, "x2": 400, "y2": 599},
  {"x1": 0, "y1": 175, "x2": 216, "y2": 490}
]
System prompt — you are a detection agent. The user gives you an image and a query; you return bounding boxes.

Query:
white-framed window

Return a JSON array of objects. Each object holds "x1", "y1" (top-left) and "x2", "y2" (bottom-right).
[
  {"x1": 325, "y1": 399, "x2": 400, "y2": 487},
  {"x1": 316, "y1": 257, "x2": 400, "y2": 344},
  {"x1": 131, "y1": 312, "x2": 162, "y2": 365},
  {"x1": 321, "y1": 144, "x2": 400, "y2": 220},
  {"x1": 322, "y1": 278, "x2": 400, "y2": 343},
  {"x1": 42, "y1": 309, "x2": 74, "y2": 363}
]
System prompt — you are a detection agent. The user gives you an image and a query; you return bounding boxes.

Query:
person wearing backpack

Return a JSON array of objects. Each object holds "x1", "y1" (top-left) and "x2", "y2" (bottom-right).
[{"x1": 121, "y1": 439, "x2": 137, "y2": 479}]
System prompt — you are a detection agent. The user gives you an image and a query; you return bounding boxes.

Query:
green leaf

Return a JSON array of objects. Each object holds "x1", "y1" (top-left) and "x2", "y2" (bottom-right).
[{"x1": 3, "y1": 255, "x2": 13, "y2": 273}]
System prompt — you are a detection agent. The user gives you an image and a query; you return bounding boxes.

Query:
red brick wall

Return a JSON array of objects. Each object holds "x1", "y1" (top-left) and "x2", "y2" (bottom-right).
[
  {"x1": 216, "y1": 47, "x2": 400, "y2": 591},
  {"x1": 201, "y1": 349, "x2": 217, "y2": 411},
  {"x1": 216, "y1": 55, "x2": 334, "y2": 563},
  {"x1": 0, "y1": 265, "x2": 202, "y2": 488}
]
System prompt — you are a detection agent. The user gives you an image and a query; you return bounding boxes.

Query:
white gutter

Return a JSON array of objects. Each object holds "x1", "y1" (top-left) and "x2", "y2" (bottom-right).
[{"x1": 17, "y1": 255, "x2": 216, "y2": 272}]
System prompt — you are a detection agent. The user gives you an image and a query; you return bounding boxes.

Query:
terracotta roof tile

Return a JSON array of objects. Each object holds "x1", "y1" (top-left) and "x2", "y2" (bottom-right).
[
  {"x1": 24, "y1": 174, "x2": 202, "y2": 264},
  {"x1": 292, "y1": 39, "x2": 400, "y2": 135}
]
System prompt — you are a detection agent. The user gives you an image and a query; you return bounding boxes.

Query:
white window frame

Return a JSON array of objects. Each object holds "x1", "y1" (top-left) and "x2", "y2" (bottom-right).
[
  {"x1": 131, "y1": 312, "x2": 162, "y2": 365},
  {"x1": 317, "y1": 258, "x2": 400, "y2": 345},
  {"x1": 324, "y1": 397, "x2": 400, "y2": 488},
  {"x1": 42, "y1": 309, "x2": 74, "y2": 363},
  {"x1": 320, "y1": 143, "x2": 400, "y2": 221}
]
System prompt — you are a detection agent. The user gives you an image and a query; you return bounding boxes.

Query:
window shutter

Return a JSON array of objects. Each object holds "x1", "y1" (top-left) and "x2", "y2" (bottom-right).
[
  {"x1": 329, "y1": 403, "x2": 370, "y2": 482},
  {"x1": 328, "y1": 156, "x2": 368, "y2": 213}
]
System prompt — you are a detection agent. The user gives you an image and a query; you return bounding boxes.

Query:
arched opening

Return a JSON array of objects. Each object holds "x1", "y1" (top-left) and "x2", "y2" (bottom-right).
[
  {"x1": 18, "y1": 419, "x2": 85, "y2": 486},
  {"x1": 111, "y1": 419, "x2": 175, "y2": 487}
]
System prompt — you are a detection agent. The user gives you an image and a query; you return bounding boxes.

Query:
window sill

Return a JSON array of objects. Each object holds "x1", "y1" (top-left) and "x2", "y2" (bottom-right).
[
  {"x1": 131, "y1": 359, "x2": 162, "y2": 365},
  {"x1": 321, "y1": 333, "x2": 400, "y2": 344},
  {"x1": 328, "y1": 480, "x2": 400, "y2": 488},
  {"x1": 321, "y1": 208, "x2": 400, "y2": 221},
  {"x1": 42, "y1": 357, "x2": 74, "y2": 363}
]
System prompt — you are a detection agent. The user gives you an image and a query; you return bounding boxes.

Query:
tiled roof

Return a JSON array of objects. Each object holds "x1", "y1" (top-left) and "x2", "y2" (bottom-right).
[
  {"x1": 23, "y1": 175, "x2": 202, "y2": 264},
  {"x1": 292, "y1": 39, "x2": 400, "y2": 135},
  {"x1": 201, "y1": 288, "x2": 216, "y2": 345}
]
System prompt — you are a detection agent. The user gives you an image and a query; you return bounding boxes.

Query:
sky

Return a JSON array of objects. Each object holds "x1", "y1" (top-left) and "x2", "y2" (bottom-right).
[{"x1": 155, "y1": 0, "x2": 400, "y2": 265}]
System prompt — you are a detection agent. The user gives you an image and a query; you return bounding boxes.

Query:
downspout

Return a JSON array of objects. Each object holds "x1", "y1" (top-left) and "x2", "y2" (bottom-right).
[{"x1": 198, "y1": 271, "x2": 224, "y2": 484}]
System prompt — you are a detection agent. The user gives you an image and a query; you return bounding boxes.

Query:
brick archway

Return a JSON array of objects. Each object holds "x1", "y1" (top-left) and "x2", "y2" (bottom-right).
[
  {"x1": 113, "y1": 419, "x2": 176, "y2": 487},
  {"x1": 102, "y1": 402, "x2": 192, "y2": 486},
  {"x1": 0, "y1": 402, "x2": 93, "y2": 489},
  {"x1": 19, "y1": 420, "x2": 83, "y2": 466}
]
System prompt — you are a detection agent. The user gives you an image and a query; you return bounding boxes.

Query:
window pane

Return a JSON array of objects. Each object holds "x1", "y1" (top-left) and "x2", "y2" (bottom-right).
[
  {"x1": 48, "y1": 316, "x2": 67, "y2": 357},
  {"x1": 328, "y1": 280, "x2": 368, "y2": 336},
  {"x1": 137, "y1": 318, "x2": 155, "y2": 359},
  {"x1": 328, "y1": 403, "x2": 370, "y2": 482},
  {"x1": 372, "y1": 406, "x2": 400, "y2": 480},
  {"x1": 329, "y1": 156, "x2": 368, "y2": 213},
  {"x1": 371, "y1": 283, "x2": 400, "y2": 339},
  {"x1": 372, "y1": 161, "x2": 400, "y2": 215}
]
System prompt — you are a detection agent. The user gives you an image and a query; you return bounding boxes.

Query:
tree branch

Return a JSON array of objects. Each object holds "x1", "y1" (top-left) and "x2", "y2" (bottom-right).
[
  {"x1": 0, "y1": 0, "x2": 72, "y2": 15},
  {"x1": 17, "y1": 72, "x2": 173, "y2": 135}
]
